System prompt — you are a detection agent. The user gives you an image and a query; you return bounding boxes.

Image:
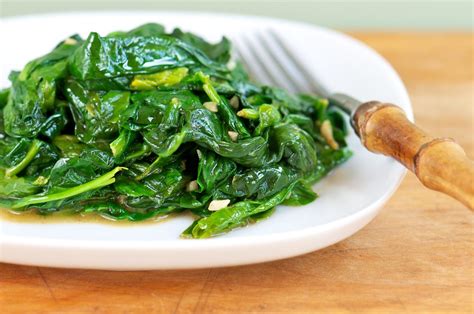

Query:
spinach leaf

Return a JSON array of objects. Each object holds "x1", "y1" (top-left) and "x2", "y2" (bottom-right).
[
  {"x1": 171, "y1": 28, "x2": 231, "y2": 63},
  {"x1": 0, "y1": 88, "x2": 10, "y2": 109},
  {"x1": 187, "y1": 183, "x2": 295, "y2": 238},
  {"x1": 218, "y1": 165, "x2": 297, "y2": 200},
  {"x1": 0, "y1": 169, "x2": 40, "y2": 197},
  {"x1": 270, "y1": 123, "x2": 318, "y2": 172},
  {"x1": 0, "y1": 23, "x2": 352, "y2": 238},
  {"x1": 109, "y1": 23, "x2": 166, "y2": 37},
  {"x1": 3, "y1": 42, "x2": 79, "y2": 138},
  {"x1": 65, "y1": 80, "x2": 130, "y2": 143},
  {"x1": 69, "y1": 32, "x2": 228, "y2": 80},
  {"x1": 283, "y1": 181, "x2": 318, "y2": 206},
  {"x1": 196, "y1": 149, "x2": 237, "y2": 193}
]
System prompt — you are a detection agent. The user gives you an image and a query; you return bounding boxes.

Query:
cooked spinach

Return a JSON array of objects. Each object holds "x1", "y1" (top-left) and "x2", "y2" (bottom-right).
[{"x1": 0, "y1": 23, "x2": 351, "y2": 238}]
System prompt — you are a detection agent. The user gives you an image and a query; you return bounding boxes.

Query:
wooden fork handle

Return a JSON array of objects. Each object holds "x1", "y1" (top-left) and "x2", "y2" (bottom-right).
[{"x1": 352, "y1": 101, "x2": 474, "y2": 210}]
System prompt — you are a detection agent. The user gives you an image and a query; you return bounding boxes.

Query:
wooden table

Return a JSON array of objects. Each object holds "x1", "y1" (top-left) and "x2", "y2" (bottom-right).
[{"x1": 1, "y1": 33, "x2": 473, "y2": 313}]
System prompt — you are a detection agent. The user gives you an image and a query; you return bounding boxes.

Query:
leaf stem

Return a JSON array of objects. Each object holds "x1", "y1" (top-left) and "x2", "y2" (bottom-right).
[
  {"x1": 198, "y1": 72, "x2": 250, "y2": 137},
  {"x1": 12, "y1": 167, "x2": 126, "y2": 209},
  {"x1": 5, "y1": 140, "x2": 42, "y2": 178},
  {"x1": 124, "y1": 143, "x2": 151, "y2": 161},
  {"x1": 110, "y1": 129, "x2": 135, "y2": 159},
  {"x1": 236, "y1": 108, "x2": 258, "y2": 120},
  {"x1": 136, "y1": 131, "x2": 186, "y2": 181},
  {"x1": 199, "y1": 72, "x2": 221, "y2": 104}
]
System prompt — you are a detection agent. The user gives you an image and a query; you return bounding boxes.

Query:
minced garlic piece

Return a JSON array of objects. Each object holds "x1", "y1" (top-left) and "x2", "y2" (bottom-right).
[
  {"x1": 208, "y1": 199, "x2": 231, "y2": 211},
  {"x1": 228, "y1": 131, "x2": 239, "y2": 141},
  {"x1": 64, "y1": 38, "x2": 78, "y2": 45},
  {"x1": 230, "y1": 96, "x2": 240, "y2": 109},
  {"x1": 320, "y1": 120, "x2": 339, "y2": 150},
  {"x1": 186, "y1": 180, "x2": 198, "y2": 192},
  {"x1": 203, "y1": 101, "x2": 218, "y2": 112}
]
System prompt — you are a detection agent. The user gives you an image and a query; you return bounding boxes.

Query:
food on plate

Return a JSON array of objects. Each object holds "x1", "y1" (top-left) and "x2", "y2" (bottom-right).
[{"x1": 0, "y1": 23, "x2": 351, "y2": 238}]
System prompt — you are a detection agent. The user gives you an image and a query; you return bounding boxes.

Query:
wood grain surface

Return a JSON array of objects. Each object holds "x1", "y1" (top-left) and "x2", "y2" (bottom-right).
[{"x1": 1, "y1": 33, "x2": 473, "y2": 313}]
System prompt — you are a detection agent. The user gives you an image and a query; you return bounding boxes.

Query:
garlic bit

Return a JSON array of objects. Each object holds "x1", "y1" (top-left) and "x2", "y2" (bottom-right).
[
  {"x1": 208, "y1": 199, "x2": 231, "y2": 211},
  {"x1": 320, "y1": 119, "x2": 339, "y2": 150}
]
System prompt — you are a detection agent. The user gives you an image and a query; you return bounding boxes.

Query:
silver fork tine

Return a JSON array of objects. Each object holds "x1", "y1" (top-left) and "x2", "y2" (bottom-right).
[
  {"x1": 238, "y1": 35, "x2": 281, "y2": 88},
  {"x1": 233, "y1": 30, "x2": 331, "y2": 96},
  {"x1": 255, "y1": 31, "x2": 303, "y2": 93},
  {"x1": 241, "y1": 34, "x2": 306, "y2": 93},
  {"x1": 232, "y1": 46, "x2": 253, "y2": 77},
  {"x1": 268, "y1": 30, "x2": 331, "y2": 97},
  {"x1": 233, "y1": 38, "x2": 275, "y2": 86}
]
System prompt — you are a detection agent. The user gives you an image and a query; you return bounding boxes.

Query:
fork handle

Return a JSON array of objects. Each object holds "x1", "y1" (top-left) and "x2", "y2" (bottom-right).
[{"x1": 352, "y1": 101, "x2": 474, "y2": 210}]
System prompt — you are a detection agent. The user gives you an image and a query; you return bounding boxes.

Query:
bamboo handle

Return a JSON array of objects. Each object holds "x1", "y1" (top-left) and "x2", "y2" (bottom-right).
[{"x1": 352, "y1": 101, "x2": 474, "y2": 210}]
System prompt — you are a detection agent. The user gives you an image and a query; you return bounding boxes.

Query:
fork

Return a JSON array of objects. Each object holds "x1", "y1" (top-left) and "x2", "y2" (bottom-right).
[{"x1": 232, "y1": 30, "x2": 474, "y2": 209}]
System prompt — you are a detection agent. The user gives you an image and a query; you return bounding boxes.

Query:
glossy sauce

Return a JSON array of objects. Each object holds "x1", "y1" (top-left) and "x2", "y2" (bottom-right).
[{"x1": 0, "y1": 207, "x2": 176, "y2": 226}]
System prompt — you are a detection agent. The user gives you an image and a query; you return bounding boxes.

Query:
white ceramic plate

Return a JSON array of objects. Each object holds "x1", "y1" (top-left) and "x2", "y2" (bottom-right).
[{"x1": 0, "y1": 12, "x2": 411, "y2": 270}]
